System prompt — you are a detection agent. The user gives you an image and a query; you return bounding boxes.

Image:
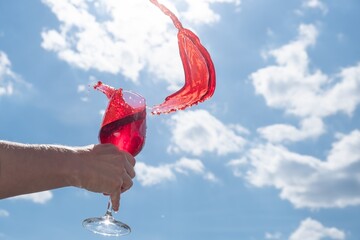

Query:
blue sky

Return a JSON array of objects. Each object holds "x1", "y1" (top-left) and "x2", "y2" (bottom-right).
[{"x1": 1, "y1": 0, "x2": 360, "y2": 239}]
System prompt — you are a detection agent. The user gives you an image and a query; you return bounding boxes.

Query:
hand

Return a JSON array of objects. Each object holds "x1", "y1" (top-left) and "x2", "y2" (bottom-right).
[{"x1": 73, "y1": 144, "x2": 136, "y2": 212}]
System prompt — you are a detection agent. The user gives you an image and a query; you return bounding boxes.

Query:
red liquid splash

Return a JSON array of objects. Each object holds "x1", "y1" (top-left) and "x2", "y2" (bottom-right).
[
  {"x1": 95, "y1": 82, "x2": 146, "y2": 156},
  {"x1": 150, "y1": 0, "x2": 216, "y2": 115}
]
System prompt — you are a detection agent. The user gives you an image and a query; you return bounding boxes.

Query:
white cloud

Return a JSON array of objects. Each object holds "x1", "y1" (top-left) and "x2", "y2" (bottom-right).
[
  {"x1": 229, "y1": 130, "x2": 360, "y2": 209},
  {"x1": 302, "y1": 0, "x2": 328, "y2": 14},
  {"x1": 11, "y1": 191, "x2": 53, "y2": 204},
  {"x1": 168, "y1": 110, "x2": 247, "y2": 156},
  {"x1": 258, "y1": 117, "x2": 325, "y2": 143},
  {"x1": 173, "y1": 157, "x2": 205, "y2": 174},
  {"x1": 264, "y1": 218, "x2": 345, "y2": 240},
  {"x1": 0, "y1": 209, "x2": 9, "y2": 218},
  {"x1": 0, "y1": 51, "x2": 14, "y2": 96},
  {"x1": 226, "y1": 157, "x2": 247, "y2": 177},
  {"x1": 265, "y1": 231, "x2": 282, "y2": 240},
  {"x1": 251, "y1": 24, "x2": 360, "y2": 119},
  {"x1": 244, "y1": 22, "x2": 360, "y2": 209},
  {"x1": 181, "y1": 0, "x2": 241, "y2": 25},
  {"x1": 289, "y1": 218, "x2": 345, "y2": 240},
  {"x1": 136, "y1": 162, "x2": 175, "y2": 186},
  {"x1": 251, "y1": 24, "x2": 360, "y2": 146},
  {"x1": 136, "y1": 157, "x2": 218, "y2": 187},
  {"x1": 0, "y1": 51, "x2": 31, "y2": 97},
  {"x1": 41, "y1": 0, "x2": 239, "y2": 89},
  {"x1": 77, "y1": 84, "x2": 90, "y2": 102},
  {"x1": 77, "y1": 84, "x2": 87, "y2": 93}
]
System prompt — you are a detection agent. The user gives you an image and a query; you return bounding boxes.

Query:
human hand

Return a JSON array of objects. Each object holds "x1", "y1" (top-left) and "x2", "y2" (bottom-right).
[{"x1": 72, "y1": 144, "x2": 136, "y2": 212}]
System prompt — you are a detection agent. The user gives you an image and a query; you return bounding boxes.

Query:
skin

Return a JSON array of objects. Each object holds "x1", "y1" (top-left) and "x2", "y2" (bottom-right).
[{"x1": 0, "y1": 141, "x2": 136, "y2": 212}]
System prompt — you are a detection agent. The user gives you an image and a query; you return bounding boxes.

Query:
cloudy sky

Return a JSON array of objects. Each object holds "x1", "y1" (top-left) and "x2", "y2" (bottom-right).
[{"x1": 1, "y1": 0, "x2": 360, "y2": 239}]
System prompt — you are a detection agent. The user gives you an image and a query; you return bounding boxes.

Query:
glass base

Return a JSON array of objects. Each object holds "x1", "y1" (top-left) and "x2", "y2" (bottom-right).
[{"x1": 83, "y1": 214, "x2": 131, "y2": 237}]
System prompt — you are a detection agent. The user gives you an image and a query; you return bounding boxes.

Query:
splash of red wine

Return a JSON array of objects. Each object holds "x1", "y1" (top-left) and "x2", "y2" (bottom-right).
[
  {"x1": 94, "y1": 81, "x2": 133, "y2": 127},
  {"x1": 149, "y1": 0, "x2": 216, "y2": 115}
]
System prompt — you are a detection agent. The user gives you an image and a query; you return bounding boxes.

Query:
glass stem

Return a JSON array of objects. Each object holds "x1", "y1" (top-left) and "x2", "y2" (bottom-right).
[{"x1": 105, "y1": 198, "x2": 113, "y2": 217}]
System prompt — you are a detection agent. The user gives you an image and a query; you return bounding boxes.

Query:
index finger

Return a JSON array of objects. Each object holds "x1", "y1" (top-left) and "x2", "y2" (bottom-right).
[{"x1": 110, "y1": 190, "x2": 121, "y2": 212}]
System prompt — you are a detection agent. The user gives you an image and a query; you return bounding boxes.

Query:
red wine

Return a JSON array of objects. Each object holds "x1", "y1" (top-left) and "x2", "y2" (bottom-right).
[
  {"x1": 149, "y1": 0, "x2": 216, "y2": 115},
  {"x1": 99, "y1": 109, "x2": 146, "y2": 156},
  {"x1": 95, "y1": 81, "x2": 146, "y2": 156}
]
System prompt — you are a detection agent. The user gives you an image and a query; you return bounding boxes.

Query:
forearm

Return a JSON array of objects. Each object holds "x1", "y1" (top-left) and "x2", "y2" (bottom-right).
[{"x1": 0, "y1": 140, "x2": 83, "y2": 199}]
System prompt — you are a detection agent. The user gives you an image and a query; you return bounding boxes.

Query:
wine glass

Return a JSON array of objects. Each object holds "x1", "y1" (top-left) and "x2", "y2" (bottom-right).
[{"x1": 83, "y1": 89, "x2": 146, "y2": 236}]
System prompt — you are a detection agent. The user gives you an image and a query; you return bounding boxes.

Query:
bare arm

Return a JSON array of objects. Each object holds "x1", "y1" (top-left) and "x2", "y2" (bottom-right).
[{"x1": 0, "y1": 141, "x2": 135, "y2": 211}]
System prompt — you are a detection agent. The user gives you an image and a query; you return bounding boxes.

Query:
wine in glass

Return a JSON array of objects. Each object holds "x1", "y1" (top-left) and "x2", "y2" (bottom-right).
[{"x1": 83, "y1": 82, "x2": 146, "y2": 236}]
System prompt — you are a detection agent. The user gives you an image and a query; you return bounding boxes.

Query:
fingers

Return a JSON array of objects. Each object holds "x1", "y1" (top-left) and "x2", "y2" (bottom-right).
[
  {"x1": 80, "y1": 143, "x2": 137, "y2": 209},
  {"x1": 121, "y1": 173, "x2": 133, "y2": 193},
  {"x1": 124, "y1": 156, "x2": 136, "y2": 178},
  {"x1": 110, "y1": 174, "x2": 133, "y2": 212},
  {"x1": 124, "y1": 152, "x2": 136, "y2": 167},
  {"x1": 110, "y1": 189, "x2": 121, "y2": 212}
]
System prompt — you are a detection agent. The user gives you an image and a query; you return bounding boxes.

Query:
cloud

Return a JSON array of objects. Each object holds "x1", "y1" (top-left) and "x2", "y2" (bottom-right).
[
  {"x1": 257, "y1": 117, "x2": 325, "y2": 143},
  {"x1": 167, "y1": 110, "x2": 247, "y2": 156},
  {"x1": 229, "y1": 130, "x2": 360, "y2": 209},
  {"x1": 136, "y1": 157, "x2": 218, "y2": 186},
  {"x1": 41, "y1": 0, "x2": 239, "y2": 89},
  {"x1": 239, "y1": 22, "x2": 360, "y2": 209},
  {"x1": 0, "y1": 51, "x2": 31, "y2": 97},
  {"x1": 77, "y1": 84, "x2": 90, "y2": 102},
  {"x1": 181, "y1": 0, "x2": 241, "y2": 25},
  {"x1": 265, "y1": 218, "x2": 345, "y2": 240},
  {"x1": 11, "y1": 191, "x2": 53, "y2": 204},
  {"x1": 251, "y1": 24, "x2": 360, "y2": 119},
  {"x1": 226, "y1": 157, "x2": 248, "y2": 177},
  {"x1": 289, "y1": 218, "x2": 345, "y2": 240},
  {"x1": 251, "y1": 24, "x2": 360, "y2": 145},
  {"x1": 302, "y1": 0, "x2": 328, "y2": 14},
  {"x1": 136, "y1": 162, "x2": 175, "y2": 186},
  {"x1": 265, "y1": 231, "x2": 282, "y2": 240},
  {"x1": 0, "y1": 209, "x2": 9, "y2": 218},
  {"x1": 0, "y1": 51, "x2": 14, "y2": 96}
]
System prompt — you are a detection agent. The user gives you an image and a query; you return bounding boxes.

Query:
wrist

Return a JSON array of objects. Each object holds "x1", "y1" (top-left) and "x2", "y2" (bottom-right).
[
  {"x1": 65, "y1": 145, "x2": 95, "y2": 189},
  {"x1": 61, "y1": 146, "x2": 86, "y2": 188}
]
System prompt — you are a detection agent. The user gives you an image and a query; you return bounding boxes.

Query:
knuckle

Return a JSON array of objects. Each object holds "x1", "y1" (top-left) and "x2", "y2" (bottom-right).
[
  {"x1": 130, "y1": 169, "x2": 136, "y2": 178},
  {"x1": 127, "y1": 179, "x2": 133, "y2": 187}
]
